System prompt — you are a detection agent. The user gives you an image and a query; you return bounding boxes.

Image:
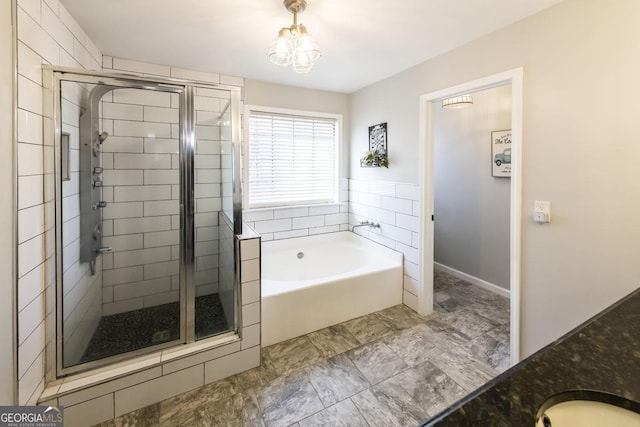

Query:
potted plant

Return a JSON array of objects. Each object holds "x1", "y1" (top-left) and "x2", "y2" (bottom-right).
[{"x1": 361, "y1": 149, "x2": 389, "y2": 168}]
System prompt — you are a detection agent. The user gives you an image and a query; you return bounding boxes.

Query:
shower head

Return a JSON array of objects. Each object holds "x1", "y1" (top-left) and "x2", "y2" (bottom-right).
[{"x1": 98, "y1": 131, "x2": 109, "y2": 143}]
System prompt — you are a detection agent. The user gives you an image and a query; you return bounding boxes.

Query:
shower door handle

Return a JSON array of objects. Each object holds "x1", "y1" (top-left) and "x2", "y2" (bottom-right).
[
  {"x1": 180, "y1": 204, "x2": 184, "y2": 231},
  {"x1": 96, "y1": 247, "x2": 112, "y2": 254}
]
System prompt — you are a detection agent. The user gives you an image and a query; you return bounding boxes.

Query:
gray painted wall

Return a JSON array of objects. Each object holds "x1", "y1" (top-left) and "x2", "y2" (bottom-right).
[
  {"x1": 350, "y1": 0, "x2": 640, "y2": 357},
  {"x1": 433, "y1": 85, "x2": 511, "y2": 290},
  {"x1": 1, "y1": 0, "x2": 16, "y2": 404}
]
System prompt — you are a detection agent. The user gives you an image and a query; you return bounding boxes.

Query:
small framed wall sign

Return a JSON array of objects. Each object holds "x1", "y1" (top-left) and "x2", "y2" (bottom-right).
[
  {"x1": 491, "y1": 129, "x2": 512, "y2": 177},
  {"x1": 369, "y1": 122, "x2": 387, "y2": 154}
]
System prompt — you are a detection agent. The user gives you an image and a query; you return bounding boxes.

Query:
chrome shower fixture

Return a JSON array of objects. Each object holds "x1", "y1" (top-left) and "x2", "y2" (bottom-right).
[
  {"x1": 351, "y1": 220, "x2": 381, "y2": 232},
  {"x1": 98, "y1": 131, "x2": 109, "y2": 143}
]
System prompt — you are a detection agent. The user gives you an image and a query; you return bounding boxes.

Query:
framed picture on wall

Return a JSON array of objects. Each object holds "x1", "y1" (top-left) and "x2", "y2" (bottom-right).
[
  {"x1": 491, "y1": 129, "x2": 512, "y2": 177},
  {"x1": 369, "y1": 122, "x2": 387, "y2": 154}
]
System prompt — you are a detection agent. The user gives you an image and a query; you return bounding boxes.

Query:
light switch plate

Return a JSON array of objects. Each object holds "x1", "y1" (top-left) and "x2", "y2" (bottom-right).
[
  {"x1": 534, "y1": 200, "x2": 551, "y2": 222},
  {"x1": 534, "y1": 200, "x2": 550, "y2": 214}
]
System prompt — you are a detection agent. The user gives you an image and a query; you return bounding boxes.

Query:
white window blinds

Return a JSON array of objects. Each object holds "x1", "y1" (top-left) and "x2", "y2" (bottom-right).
[{"x1": 248, "y1": 110, "x2": 338, "y2": 208}]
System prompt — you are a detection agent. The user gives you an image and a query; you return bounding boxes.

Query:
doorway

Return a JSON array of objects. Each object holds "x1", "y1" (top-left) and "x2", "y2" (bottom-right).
[{"x1": 418, "y1": 68, "x2": 523, "y2": 364}]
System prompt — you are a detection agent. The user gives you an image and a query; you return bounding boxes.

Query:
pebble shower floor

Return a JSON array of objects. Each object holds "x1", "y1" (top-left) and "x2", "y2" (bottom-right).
[{"x1": 80, "y1": 294, "x2": 229, "y2": 364}]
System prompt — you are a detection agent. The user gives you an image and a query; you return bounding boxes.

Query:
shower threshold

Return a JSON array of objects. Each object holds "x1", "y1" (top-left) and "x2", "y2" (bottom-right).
[{"x1": 78, "y1": 293, "x2": 229, "y2": 365}]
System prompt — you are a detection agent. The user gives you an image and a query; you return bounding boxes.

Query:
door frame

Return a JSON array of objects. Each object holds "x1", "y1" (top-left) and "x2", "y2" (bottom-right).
[{"x1": 418, "y1": 68, "x2": 523, "y2": 363}]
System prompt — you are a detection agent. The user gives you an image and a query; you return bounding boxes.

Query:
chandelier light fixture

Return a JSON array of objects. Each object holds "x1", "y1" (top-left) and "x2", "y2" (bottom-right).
[
  {"x1": 442, "y1": 94, "x2": 474, "y2": 109},
  {"x1": 269, "y1": 0, "x2": 321, "y2": 74}
]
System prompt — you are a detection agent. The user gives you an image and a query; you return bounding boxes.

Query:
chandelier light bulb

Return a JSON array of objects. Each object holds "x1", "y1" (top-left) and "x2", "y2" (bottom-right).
[
  {"x1": 269, "y1": 28, "x2": 293, "y2": 66},
  {"x1": 295, "y1": 26, "x2": 321, "y2": 62},
  {"x1": 292, "y1": 51, "x2": 314, "y2": 73}
]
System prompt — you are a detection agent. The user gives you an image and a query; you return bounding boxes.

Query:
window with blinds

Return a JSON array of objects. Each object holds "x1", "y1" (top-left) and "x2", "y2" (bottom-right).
[{"x1": 247, "y1": 109, "x2": 339, "y2": 208}]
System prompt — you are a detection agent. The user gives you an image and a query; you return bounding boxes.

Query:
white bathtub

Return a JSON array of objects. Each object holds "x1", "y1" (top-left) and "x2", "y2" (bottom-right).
[{"x1": 261, "y1": 231, "x2": 403, "y2": 346}]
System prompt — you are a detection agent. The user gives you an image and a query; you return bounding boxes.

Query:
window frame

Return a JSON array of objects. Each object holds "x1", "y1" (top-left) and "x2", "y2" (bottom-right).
[{"x1": 243, "y1": 105, "x2": 342, "y2": 210}]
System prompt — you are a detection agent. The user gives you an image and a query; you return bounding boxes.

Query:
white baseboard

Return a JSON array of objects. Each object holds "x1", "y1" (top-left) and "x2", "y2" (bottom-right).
[{"x1": 434, "y1": 262, "x2": 510, "y2": 299}]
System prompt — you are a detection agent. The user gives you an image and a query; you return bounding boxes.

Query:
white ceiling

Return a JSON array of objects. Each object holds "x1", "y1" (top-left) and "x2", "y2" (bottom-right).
[{"x1": 60, "y1": 0, "x2": 563, "y2": 94}]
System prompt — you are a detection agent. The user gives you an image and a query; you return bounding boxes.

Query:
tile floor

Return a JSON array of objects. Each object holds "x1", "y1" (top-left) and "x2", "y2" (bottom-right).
[{"x1": 95, "y1": 271, "x2": 510, "y2": 426}]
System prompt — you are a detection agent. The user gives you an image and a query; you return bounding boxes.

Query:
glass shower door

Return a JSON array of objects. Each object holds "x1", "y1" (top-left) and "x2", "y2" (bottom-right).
[
  {"x1": 192, "y1": 86, "x2": 237, "y2": 340},
  {"x1": 58, "y1": 77, "x2": 185, "y2": 372},
  {"x1": 53, "y1": 70, "x2": 242, "y2": 377}
]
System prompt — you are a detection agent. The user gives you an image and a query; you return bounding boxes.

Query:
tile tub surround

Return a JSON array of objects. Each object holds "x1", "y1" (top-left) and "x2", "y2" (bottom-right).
[
  {"x1": 243, "y1": 202, "x2": 350, "y2": 243},
  {"x1": 95, "y1": 271, "x2": 510, "y2": 426},
  {"x1": 348, "y1": 178, "x2": 421, "y2": 311},
  {"x1": 424, "y1": 287, "x2": 640, "y2": 426}
]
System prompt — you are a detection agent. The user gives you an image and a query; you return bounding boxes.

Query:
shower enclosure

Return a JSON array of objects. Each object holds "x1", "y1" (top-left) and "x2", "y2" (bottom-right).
[{"x1": 47, "y1": 67, "x2": 242, "y2": 376}]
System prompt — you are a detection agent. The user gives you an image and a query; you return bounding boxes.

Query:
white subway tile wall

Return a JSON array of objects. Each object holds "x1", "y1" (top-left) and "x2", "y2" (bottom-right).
[
  {"x1": 21, "y1": 48, "x2": 255, "y2": 422},
  {"x1": 217, "y1": 213, "x2": 237, "y2": 329},
  {"x1": 95, "y1": 66, "x2": 233, "y2": 313},
  {"x1": 193, "y1": 87, "x2": 231, "y2": 299},
  {"x1": 349, "y1": 178, "x2": 421, "y2": 311},
  {"x1": 98, "y1": 87, "x2": 182, "y2": 314},
  {"x1": 16, "y1": 0, "x2": 102, "y2": 405},
  {"x1": 243, "y1": 178, "x2": 350, "y2": 241}
]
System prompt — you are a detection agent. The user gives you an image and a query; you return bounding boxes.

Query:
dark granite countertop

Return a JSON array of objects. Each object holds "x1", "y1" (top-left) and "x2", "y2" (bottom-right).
[{"x1": 423, "y1": 287, "x2": 640, "y2": 426}]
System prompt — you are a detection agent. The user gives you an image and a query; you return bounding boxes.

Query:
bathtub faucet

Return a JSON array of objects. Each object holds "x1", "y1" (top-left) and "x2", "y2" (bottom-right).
[{"x1": 351, "y1": 220, "x2": 381, "y2": 232}]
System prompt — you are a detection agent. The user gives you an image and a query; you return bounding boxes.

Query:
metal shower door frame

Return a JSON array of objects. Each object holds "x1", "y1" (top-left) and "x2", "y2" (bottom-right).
[{"x1": 45, "y1": 66, "x2": 243, "y2": 379}]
